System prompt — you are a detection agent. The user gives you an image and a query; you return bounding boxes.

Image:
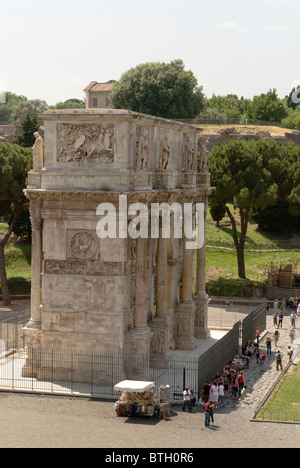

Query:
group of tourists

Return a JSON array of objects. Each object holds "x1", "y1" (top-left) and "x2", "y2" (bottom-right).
[
  {"x1": 199, "y1": 358, "x2": 248, "y2": 428},
  {"x1": 183, "y1": 297, "x2": 299, "y2": 429}
]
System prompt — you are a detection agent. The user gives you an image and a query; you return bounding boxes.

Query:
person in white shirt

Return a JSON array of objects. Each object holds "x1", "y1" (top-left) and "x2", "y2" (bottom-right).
[
  {"x1": 182, "y1": 388, "x2": 192, "y2": 412},
  {"x1": 218, "y1": 382, "x2": 225, "y2": 406},
  {"x1": 210, "y1": 382, "x2": 219, "y2": 407}
]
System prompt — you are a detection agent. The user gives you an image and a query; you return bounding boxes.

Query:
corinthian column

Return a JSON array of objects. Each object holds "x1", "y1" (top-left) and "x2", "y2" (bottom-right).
[
  {"x1": 26, "y1": 201, "x2": 43, "y2": 330},
  {"x1": 149, "y1": 234, "x2": 170, "y2": 367},
  {"x1": 194, "y1": 201, "x2": 210, "y2": 339},
  {"x1": 125, "y1": 237, "x2": 152, "y2": 370},
  {"x1": 175, "y1": 227, "x2": 197, "y2": 351},
  {"x1": 134, "y1": 237, "x2": 149, "y2": 330}
]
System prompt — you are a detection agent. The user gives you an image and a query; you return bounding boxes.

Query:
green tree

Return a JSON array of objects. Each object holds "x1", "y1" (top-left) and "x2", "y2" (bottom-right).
[
  {"x1": 0, "y1": 92, "x2": 28, "y2": 123},
  {"x1": 13, "y1": 99, "x2": 48, "y2": 123},
  {"x1": 207, "y1": 140, "x2": 279, "y2": 279},
  {"x1": 0, "y1": 142, "x2": 32, "y2": 305},
  {"x1": 245, "y1": 89, "x2": 288, "y2": 122},
  {"x1": 209, "y1": 201, "x2": 226, "y2": 227},
  {"x1": 282, "y1": 106, "x2": 300, "y2": 130},
  {"x1": 110, "y1": 59, "x2": 205, "y2": 119},
  {"x1": 49, "y1": 98, "x2": 85, "y2": 109},
  {"x1": 14, "y1": 114, "x2": 40, "y2": 147},
  {"x1": 286, "y1": 87, "x2": 300, "y2": 111}
]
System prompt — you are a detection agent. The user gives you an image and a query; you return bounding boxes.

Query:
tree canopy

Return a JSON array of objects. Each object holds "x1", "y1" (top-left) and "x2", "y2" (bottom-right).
[
  {"x1": 207, "y1": 139, "x2": 300, "y2": 279},
  {"x1": 110, "y1": 59, "x2": 205, "y2": 119},
  {"x1": 0, "y1": 142, "x2": 32, "y2": 305}
]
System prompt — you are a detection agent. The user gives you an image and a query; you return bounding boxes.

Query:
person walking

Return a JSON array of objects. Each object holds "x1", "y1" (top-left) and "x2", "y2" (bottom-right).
[
  {"x1": 266, "y1": 336, "x2": 272, "y2": 356},
  {"x1": 273, "y1": 312, "x2": 278, "y2": 327},
  {"x1": 204, "y1": 401, "x2": 213, "y2": 428},
  {"x1": 287, "y1": 346, "x2": 294, "y2": 362},
  {"x1": 278, "y1": 312, "x2": 284, "y2": 328},
  {"x1": 291, "y1": 312, "x2": 296, "y2": 329},
  {"x1": 238, "y1": 371, "x2": 245, "y2": 397},
  {"x1": 255, "y1": 347, "x2": 261, "y2": 364},
  {"x1": 289, "y1": 327, "x2": 296, "y2": 344},
  {"x1": 260, "y1": 352, "x2": 267, "y2": 371},
  {"x1": 281, "y1": 299, "x2": 287, "y2": 315},
  {"x1": 274, "y1": 328, "x2": 280, "y2": 347},
  {"x1": 256, "y1": 328, "x2": 260, "y2": 346},
  {"x1": 275, "y1": 350, "x2": 283, "y2": 372}
]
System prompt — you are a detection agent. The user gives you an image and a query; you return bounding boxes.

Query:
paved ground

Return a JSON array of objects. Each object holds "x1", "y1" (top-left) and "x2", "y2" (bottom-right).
[{"x1": 0, "y1": 306, "x2": 299, "y2": 448}]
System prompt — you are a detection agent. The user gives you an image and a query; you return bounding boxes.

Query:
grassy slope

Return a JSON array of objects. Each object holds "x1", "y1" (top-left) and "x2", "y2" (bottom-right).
[
  {"x1": 258, "y1": 363, "x2": 300, "y2": 421},
  {"x1": 205, "y1": 205, "x2": 300, "y2": 296}
]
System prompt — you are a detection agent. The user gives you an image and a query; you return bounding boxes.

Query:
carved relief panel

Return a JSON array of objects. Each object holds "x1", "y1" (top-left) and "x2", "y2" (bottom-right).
[
  {"x1": 57, "y1": 124, "x2": 115, "y2": 163},
  {"x1": 67, "y1": 230, "x2": 98, "y2": 260}
]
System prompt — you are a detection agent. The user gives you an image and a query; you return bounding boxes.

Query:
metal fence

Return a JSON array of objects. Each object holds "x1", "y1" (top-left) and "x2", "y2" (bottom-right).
[
  {"x1": 0, "y1": 312, "x2": 30, "y2": 354},
  {"x1": 258, "y1": 411, "x2": 300, "y2": 423},
  {"x1": 242, "y1": 299, "x2": 267, "y2": 346},
  {"x1": 0, "y1": 349, "x2": 201, "y2": 400},
  {"x1": 0, "y1": 304, "x2": 266, "y2": 400}
]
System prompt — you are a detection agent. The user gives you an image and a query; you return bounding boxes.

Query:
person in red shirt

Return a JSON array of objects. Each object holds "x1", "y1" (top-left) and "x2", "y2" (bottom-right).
[
  {"x1": 201, "y1": 381, "x2": 211, "y2": 404},
  {"x1": 260, "y1": 352, "x2": 267, "y2": 370}
]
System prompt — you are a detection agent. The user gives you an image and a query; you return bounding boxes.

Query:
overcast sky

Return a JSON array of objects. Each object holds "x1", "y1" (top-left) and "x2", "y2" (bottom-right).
[{"x1": 1, "y1": 0, "x2": 299, "y2": 105}]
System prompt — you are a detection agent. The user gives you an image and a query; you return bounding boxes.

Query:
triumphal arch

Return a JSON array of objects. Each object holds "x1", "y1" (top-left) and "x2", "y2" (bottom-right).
[{"x1": 23, "y1": 109, "x2": 213, "y2": 381}]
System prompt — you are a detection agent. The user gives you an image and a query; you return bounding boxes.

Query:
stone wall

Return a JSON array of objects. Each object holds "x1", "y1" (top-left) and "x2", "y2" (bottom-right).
[{"x1": 0, "y1": 125, "x2": 22, "y2": 143}]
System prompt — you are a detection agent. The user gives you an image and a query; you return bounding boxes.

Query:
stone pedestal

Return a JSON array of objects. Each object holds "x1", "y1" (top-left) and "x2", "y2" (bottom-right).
[
  {"x1": 194, "y1": 292, "x2": 210, "y2": 339},
  {"x1": 175, "y1": 302, "x2": 197, "y2": 350}
]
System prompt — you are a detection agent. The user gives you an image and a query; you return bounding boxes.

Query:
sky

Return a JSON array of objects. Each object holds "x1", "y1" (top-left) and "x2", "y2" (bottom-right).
[{"x1": 0, "y1": 0, "x2": 300, "y2": 105}]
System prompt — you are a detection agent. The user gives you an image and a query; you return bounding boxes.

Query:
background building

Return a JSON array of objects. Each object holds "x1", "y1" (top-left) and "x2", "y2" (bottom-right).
[{"x1": 84, "y1": 81, "x2": 115, "y2": 109}]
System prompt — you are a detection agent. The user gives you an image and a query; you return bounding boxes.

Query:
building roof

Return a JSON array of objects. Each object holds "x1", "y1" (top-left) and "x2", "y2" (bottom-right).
[{"x1": 83, "y1": 81, "x2": 114, "y2": 93}]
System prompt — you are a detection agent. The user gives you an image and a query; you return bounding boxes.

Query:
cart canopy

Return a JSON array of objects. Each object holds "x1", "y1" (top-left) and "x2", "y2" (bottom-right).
[{"x1": 114, "y1": 380, "x2": 155, "y2": 392}]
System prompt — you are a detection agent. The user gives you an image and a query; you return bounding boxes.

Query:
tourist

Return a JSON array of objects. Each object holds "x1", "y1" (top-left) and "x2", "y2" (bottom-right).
[
  {"x1": 182, "y1": 388, "x2": 192, "y2": 412},
  {"x1": 240, "y1": 385, "x2": 247, "y2": 401},
  {"x1": 238, "y1": 371, "x2": 245, "y2": 397},
  {"x1": 255, "y1": 347, "x2": 261, "y2": 364},
  {"x1": 204, "y1": 401, "x2": 213, "y2": 428},
  {"x1": 275, "y1": 350, "x2": 283, "y2": 372},
  {"x1": 281, "y1": 299, "x2": 287, "y2": 315},
  {"x1": 289, "y1": 327, "x2": 296, "y2": 344},
  {"x1": 278, "y1": 312, "x2": 284, "y2": 328},
  {"x1": 274, "y1": 328, "x2": 280, "y2": 347},
  {"x1": 273, "y1": 312, "x2": 278, "y2": 327},
  {"x1": 223, "y1": 375, "x2": 230, "y2": 398},
  {"x1": 291, "y1": 312, "x2": 297, "y2": 328},
  {"x1": 297, "y1": 303, "x2": 300, "y2": 318},
  {"x1": 287, "y1": 346, "x2": 294, "y2": 361},
  {"x1": 266, "y1": 336, "x2": 272, "y2": 356},
  {"x1": 256, "y1": 328, "x2": 260, "y2": 346},
  {"x1": 218, "y1": 381, "x2": 225, "y2": 406},
  {"x1": 190, "y1": 390, "x2": 197, "y2": 407},
  {"x1": 210, "y1": 382, "x2": 219, "y2": 408},
  {"x1": 274, "y1": 299, "x2": 279, "y2": 313},
  {"x1": 201, "y1": 381, "x2": 211, "y2": 404},
  {"x1": 231, "y1": 376, "x2": 238, "y2": 400},
  {"x1": 260, "y1": 352, "x2": 267, "y2": 371}
]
